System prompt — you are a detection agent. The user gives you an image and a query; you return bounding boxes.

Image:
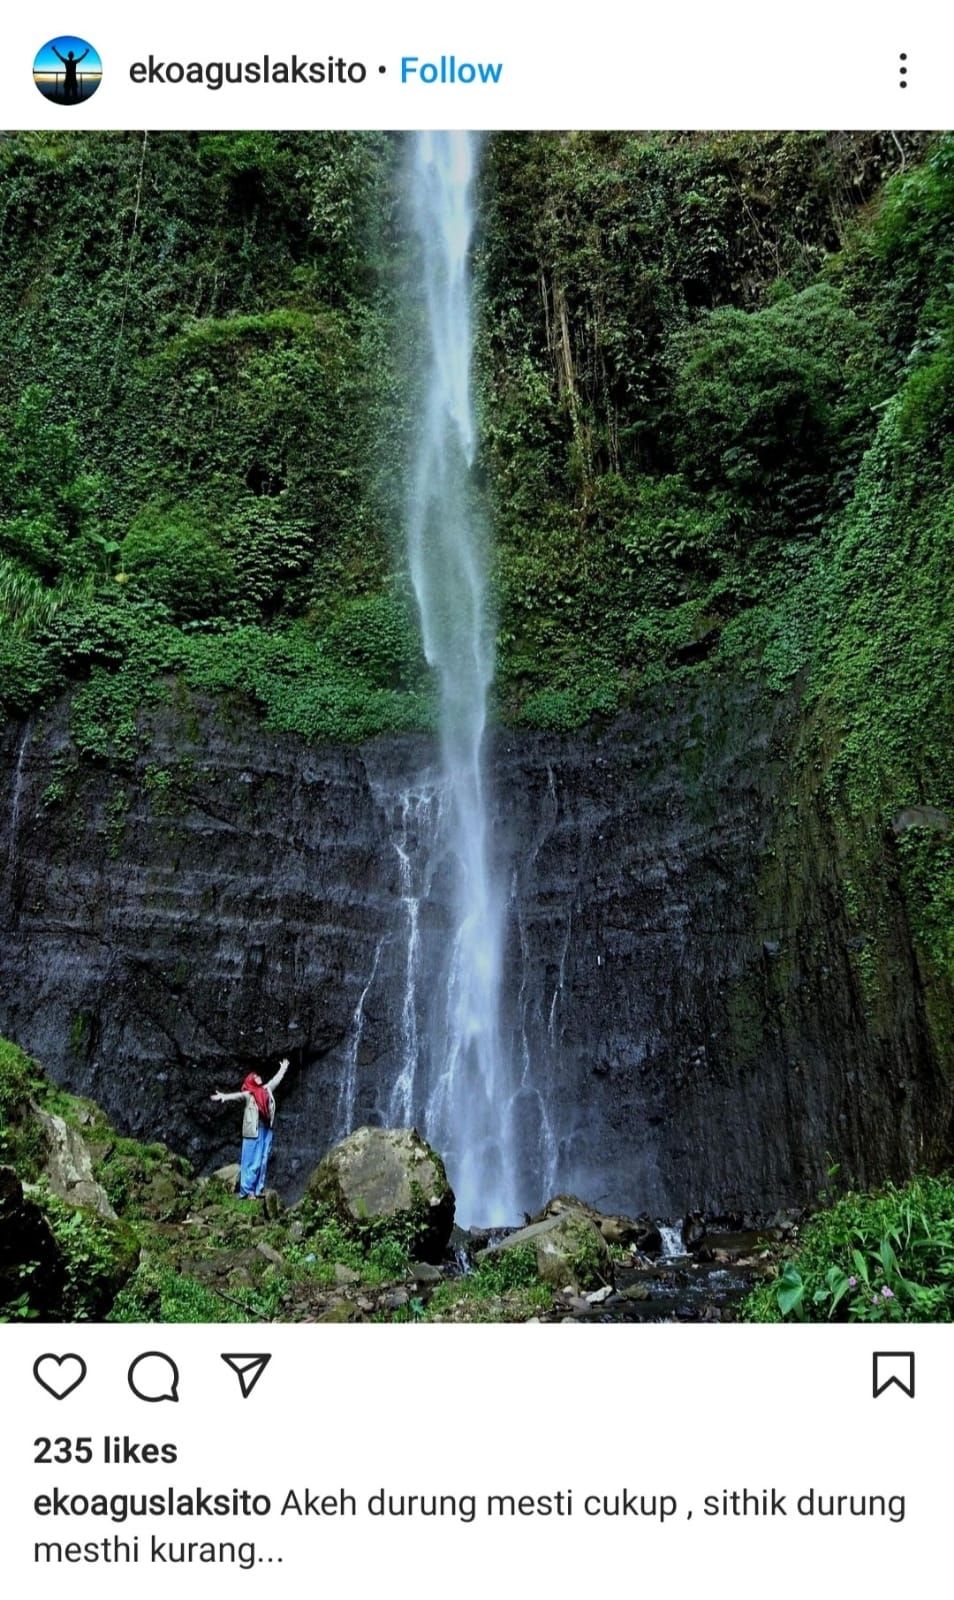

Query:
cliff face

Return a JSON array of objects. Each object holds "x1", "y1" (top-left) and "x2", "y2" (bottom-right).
[{"x1": 1, "y1": 687, "x2": 949, "y2": 1221}]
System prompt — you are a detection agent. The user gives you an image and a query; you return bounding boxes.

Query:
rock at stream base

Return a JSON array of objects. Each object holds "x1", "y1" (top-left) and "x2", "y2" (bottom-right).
[
  {"x1": 410, "y1": 1260, "x2": 443, "y2": 1285},
  {"x1": 530, "y1": 1192, "x2": 660, "y2": 1253},
  {"x1": 305, "y1": 1127, "x2": 455, "y2": 1264},
  {"x1": 479, "y1": 1209, "x2": 613, "y2": 1293},
  {"x1": 683, "y1": 1213, "x2": 707, "y2": 1251}
]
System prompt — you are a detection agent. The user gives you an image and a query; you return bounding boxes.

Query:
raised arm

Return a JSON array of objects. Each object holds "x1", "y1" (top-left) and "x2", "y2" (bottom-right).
[
  {"x1": 266, "y1": 1057, "x2": 290, "y2": 1093},
  {"x1": 76, "y1": 48, "x2": 90, "y2": 63},
  {"x1": 52, "y1": 46, "x2": 66, "y2": 63}
]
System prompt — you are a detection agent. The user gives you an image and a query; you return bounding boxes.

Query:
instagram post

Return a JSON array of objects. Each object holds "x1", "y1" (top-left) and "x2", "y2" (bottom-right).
[
  {"x1": 0, "y1": 6, "x2": 951, "y2": 1595},
  {"x1": 1, "y1": 122, "x2": 951, "y2": 1328}
]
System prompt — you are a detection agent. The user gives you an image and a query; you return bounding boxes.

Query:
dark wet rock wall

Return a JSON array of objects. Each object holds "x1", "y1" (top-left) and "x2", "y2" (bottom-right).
[{"x1": 1, "y1": 686, "x2": 950, "y2": 1221}]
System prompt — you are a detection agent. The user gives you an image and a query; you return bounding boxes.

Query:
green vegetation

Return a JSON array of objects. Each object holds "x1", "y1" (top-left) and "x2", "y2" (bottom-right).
[
  {"x1": 424, "y1": 1244, "x2": 554, "y2": 1322},
  {"x1": 282, "y1": 1203, "x2": 415, "y2": 1286},
  {"x1": 95, "y1": 1135, "x2": 193, "y2": 1219},
  {"x1": 0, "y1": 131, "x2": 951, "y2": 1242},
  {"x1": 39, "y1": 1192, "x2": 140, "y2": 1321},
  {"x1": 745, "y1": 1175, "x2": 954, "y2": 1323},
  {"x1": 0, "y1": 132, "x2": 947, "y2": 744},
  {"x1": 0, "y1": 131, "x2": 426, "y2": 739},
  {"x1": 1, "y1": 1035, "x2": 558, "y2": 1324},
  {"x1": 108, "y1": 1264, "x2": 235, "y2": 1325},
  {"x1": 2, "y1": 137, "x2": 947, "y2": 925},
  {"x1": 0, "y1": 1037, "x2": 50, "y2": 1177}
]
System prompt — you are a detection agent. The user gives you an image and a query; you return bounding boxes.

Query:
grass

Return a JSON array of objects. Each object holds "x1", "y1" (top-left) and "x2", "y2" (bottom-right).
[{"x1": 423, "y1": 1245, "x2": 554, "y2": 1322}]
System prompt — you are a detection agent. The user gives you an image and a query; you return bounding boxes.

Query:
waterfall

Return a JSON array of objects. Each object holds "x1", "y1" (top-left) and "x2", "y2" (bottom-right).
[
  {"x1": 403, "y1": 131, "x2": 514, "y2": 1225},
  {"x1": 659, "y1": 1223, "x2": 686, "y2": 1259},
  {"x1": 7, "y1": 717, "x2": 33, "y2": 876},
  {"x1": 333, "y1": 937, "x2": 384, "y2": 1144}
]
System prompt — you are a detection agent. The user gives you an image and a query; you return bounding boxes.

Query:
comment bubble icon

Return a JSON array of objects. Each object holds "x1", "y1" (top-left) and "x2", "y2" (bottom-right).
[{"x1": 128, "y1": 1351, "x2": 180, "y2": 1403}]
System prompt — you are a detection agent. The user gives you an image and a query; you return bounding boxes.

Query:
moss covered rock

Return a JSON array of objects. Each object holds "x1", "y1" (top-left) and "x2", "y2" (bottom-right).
[
  {"x1": 531, "y1": 1192, "x2": 661, "y2": 1252},
  {"x1": 479, "y1": 1209, "x2": 613, "y2": 1293},
  {"x1": 34, "y1": 1107, "x2": 116, "y2": 1218},
  {"x1": 305, "y1": 1127, "x2": 455, "y2": 1263}
]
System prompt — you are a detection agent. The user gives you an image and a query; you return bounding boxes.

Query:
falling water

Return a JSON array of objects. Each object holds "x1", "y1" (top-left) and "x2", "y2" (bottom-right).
[
  {"x1": 333, "y1": 937, "x2": 384, "y2": 1144},
  {"x1": 404, "y1": 131, "x2": 514, "y2": 1224},
  {"x1": 7, "y1": 717, "x2": 32, "y2": 875},
  {"x1": 659, "y1": 1223, "x2": 686, "y2": 1260}
]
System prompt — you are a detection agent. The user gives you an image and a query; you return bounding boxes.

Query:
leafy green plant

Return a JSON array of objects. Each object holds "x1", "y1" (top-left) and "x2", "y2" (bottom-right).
[
  {"x1": 39, "y1": 1190, "x2": 140, "y2": 1320},
  {"x1": 0, "y1": 1038, "x2": 49, "y2": 1178},
  {"x1": 122, "y1": 504, "x2": 236, "y2": 622},
  {"x1": 671, "y1": 285, "x2": 885, "y2": 538},
  {"x1": 425, "y1": 1245, "x2": 553, "y2": 1322},
  {"x1": 745, "y1": 1176, "x2": 954, "y2": 1324},
  {"x1": 468, "y1": 1244, "x2": 541, "y2": 1293},
  {"x1": 279, "y1": 1204, "x2": 415, "y2": 1289},
  {"x1": 108, "y1": 1262, "x2": 235, "y2": 1324},
  {"x1": 0, "y1": 1291, "x2": 40, "y2": 1322}
]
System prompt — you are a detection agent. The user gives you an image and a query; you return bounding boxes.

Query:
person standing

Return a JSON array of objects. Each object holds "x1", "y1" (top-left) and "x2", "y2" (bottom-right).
[
  {"x1": 52, "y1": 44, "x2": 90, "y2": 103},
  {"x1": 211, "y1": 1057, "x2": 290, "y2": 1198}
]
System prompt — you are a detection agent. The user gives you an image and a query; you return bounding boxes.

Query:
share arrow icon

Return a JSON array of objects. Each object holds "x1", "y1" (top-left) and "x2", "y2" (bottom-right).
[{"x1": 221, "y1": 1353, "x2": 272, "y2": 1398}]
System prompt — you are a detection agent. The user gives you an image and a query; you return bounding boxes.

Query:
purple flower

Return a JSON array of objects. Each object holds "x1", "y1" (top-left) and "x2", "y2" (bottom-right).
[
  {"x1": 882, "y1": 1286, "x2": 894, "y2": 1299},
  {"x1": 872, "y1": 1294, "x2": 879, "y2": 1304},
  {"x1": 848, "y1": 1276, "x2": 857, "y2": 1288}
]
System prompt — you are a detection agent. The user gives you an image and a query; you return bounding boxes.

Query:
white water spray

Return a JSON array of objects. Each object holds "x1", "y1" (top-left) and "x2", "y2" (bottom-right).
[
  {"x1": 659, "y1": 1222, "x2": 686, "y2": 1259},
  {"x1": 405, "y1": 131, "x2": 514, "y2": 1224},
  {"x1": 7, "y1": 717, "x2": 32, "y2": 877}
]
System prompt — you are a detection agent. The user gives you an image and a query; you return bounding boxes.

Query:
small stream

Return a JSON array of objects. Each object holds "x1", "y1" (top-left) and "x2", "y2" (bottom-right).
[
  {"x1": 584, "y1": 1226, "x2": 781, "y2": 1322},
  {"x1": 451, "y1": 1221, "x2": 779, "y2": 1322},
  {"x1": 601, "y1": 1255, "x2": 765, "y2": 1323}
]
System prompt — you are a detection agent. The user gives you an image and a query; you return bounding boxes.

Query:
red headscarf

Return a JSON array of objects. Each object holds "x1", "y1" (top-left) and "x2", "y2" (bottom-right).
[{"x1": 242, "y1": 1073, "x2": 271, "y2": 1123}]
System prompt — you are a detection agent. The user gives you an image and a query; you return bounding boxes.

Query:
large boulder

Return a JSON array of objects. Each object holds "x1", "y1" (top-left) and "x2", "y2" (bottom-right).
[
  {"x1": 305, "y1": 1127, "x2": 455, "y2": 1264},
  {"x1": 480, "y1": 1208, "x2": 613, "y2": 1293},
  {"x1": 34, "y1": 1108, "x2": 116, "y2": 1219}
]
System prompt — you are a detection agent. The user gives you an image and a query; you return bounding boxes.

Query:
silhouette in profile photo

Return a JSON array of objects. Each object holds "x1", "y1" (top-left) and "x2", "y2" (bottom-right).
[
  {"x1": 33, "y1": 36, "x2": 102, "y2": 106},
  {"x1": 52, "y1": 43, "x2": 89, "y2": 103}
]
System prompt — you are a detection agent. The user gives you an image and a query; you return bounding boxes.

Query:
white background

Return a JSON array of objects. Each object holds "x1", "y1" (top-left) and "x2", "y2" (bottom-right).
[
  {"x1": 1, "y1": 1, "x2": 950, "y2": 128},
  {"x1": 2, "y1": 3, "x2": 952, "y2": 1594},
  {"x1": 5, "y1": 1325, "x2": 947, "y2": 1594}
]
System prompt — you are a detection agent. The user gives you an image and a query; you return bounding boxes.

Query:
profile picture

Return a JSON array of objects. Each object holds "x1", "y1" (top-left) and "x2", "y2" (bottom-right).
[{"x1": 33, "y1": 36, "x2": 102, "y2": 105}]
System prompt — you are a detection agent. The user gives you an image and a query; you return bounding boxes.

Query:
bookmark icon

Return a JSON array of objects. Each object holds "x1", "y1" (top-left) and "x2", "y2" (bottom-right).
[
  {"x1": 872, "y1": 1352, "x2": 915, "y2": 1399},
  {"x1": 221, "y1": 1352, "x2": 272, "y2": 1398}
]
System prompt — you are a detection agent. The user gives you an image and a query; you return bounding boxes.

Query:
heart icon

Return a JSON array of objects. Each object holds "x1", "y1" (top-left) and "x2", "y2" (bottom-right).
[{"x1": 33, "y1": 1353, "x2": 87, "y2": 1400}]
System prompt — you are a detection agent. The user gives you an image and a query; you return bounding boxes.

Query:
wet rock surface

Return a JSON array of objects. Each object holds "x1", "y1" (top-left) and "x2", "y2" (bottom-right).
[
  {"x1": 306, "y1": 1125, "x2": 454, "y2": 1263},
  {"x1": 1, "y1": 683, "x2": 949, "y2": 1220}
]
